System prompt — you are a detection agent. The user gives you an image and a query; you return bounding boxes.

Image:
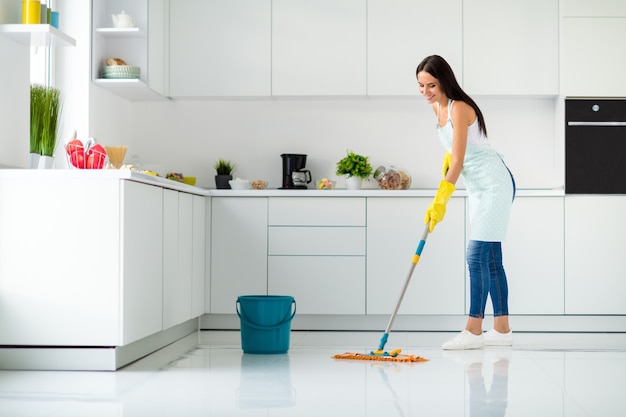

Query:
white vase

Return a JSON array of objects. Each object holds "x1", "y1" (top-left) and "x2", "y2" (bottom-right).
[
  {"x1": 38, "y1": 155, "x2": 55, "y2": 169},
  {"x1": 345, "y1": 176, "x2": 362, "y2": 190},
  {"x1": 29, "y1": 153, "x2": 41, "y2": 169}
]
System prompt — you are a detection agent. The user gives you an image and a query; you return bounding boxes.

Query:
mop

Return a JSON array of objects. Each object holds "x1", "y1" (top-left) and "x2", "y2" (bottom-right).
[{"x1": 333, "y1": 225, "x2": 431, "y2": 363}]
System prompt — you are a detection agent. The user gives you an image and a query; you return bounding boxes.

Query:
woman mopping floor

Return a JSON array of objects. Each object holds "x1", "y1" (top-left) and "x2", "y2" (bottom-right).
[{"x1": 416, "y1": 55, "x2": 516, "y2": 350}]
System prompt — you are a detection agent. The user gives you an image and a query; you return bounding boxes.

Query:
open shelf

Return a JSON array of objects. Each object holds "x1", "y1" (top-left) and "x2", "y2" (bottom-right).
[
  {"x1": 95, "y1": 27, "x2": 145, "y2": 38},
  {"x1": 92, "y1": 78, "x2": 167, "y2": 101},
  {"x1": 0, "y1": 24, "x2": 76, "y2": 47}
]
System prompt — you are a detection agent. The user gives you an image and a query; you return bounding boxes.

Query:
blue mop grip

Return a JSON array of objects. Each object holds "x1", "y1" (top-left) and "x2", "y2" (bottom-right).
[
  {"x1": 377, "y1": 333, "x2": 389, "y2": 351},
  {"x1": 411, "y1": 239, "x2": 426, "y2": 264}
]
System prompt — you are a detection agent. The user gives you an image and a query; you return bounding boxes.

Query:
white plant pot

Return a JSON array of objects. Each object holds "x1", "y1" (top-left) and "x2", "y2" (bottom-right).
[
  {"x1": 38, "y1": 155, "x2": 55, "y2": 169},
  {"x1": 345, "y1": 176, "x2": 362, "y2": 190},
  {"x1": 29, "y1": 153, "x2": 41, "y2": 169}
]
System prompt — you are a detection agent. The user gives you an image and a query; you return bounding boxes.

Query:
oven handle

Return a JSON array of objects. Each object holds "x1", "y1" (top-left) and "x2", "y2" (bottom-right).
[{"x1": 568, "y1": 121, "x2": 626, "y2": 127}]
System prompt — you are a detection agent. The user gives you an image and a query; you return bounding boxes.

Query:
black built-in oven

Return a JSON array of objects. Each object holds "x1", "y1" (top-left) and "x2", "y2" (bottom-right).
[{"x1": 566, "y1": 98, "x2": 626, "y2": 194}]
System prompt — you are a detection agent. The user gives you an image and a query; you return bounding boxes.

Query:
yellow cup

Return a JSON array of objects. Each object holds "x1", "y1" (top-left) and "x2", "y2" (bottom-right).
[{"x1": 22, "y1": 0, "x2": 41, "y2": 24}]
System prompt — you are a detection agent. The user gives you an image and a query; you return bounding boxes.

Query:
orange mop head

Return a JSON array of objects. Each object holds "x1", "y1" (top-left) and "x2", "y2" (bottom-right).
[{"x1": 332, "y1": 349, "x2": 428, "y2": 363}]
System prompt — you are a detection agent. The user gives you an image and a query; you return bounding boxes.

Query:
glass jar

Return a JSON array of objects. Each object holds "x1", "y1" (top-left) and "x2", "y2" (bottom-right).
[{"x1": 374, "y1": 165, "x2": 411, "y2": 190}]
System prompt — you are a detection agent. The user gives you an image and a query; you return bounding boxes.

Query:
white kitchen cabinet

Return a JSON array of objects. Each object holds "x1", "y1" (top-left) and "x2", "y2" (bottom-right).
[
  {"x1": 0, "y1": 177, "x2": 163, "y2": 346},
  {"x1": 91, "y1": 0, "x2": 167, "y2": 100},
  {"x1": 169, "y1": 0, "x2": 271, "y2": 97},
  {"x1": 499, "y1": 197, "x2": 565, "y2": 315},
  {"x1": 366, "y1": 197, "x2": 466, "y2": 315},
  {"x1": 210, "y1": 197, "x2": 268, "y2": 313},
  {"x1": 272, "y1": 0, "x2": 366, "y2": 96},
  {"x1": 367, "y1": 0, "x2": 462, "y2": 96},
  {"x1": 564, "y1": 196, "x2": 626, "y2": 314},
  {"x1": 163, "y1": 190, "x2": 193, "y2": 329},
  {"x1": 561, "y1": 17, "x2": 626, "y2": 97},
  {"x1": 268, "y1": 197, "x2": 367, "y2": 314},
  {"x1": 121, "y1": 181, "x2": 164, "y2": 343},
  {"x1": 563, "y1": 0, "x2": 626, "y2": 16},
  {"x1": 269, "y1": 256, "x2": 366, "y2": 314},
  {"x1": 463, "y1": 0, "x2": 559, "y2": 95},
  {"x1": 192, "y1": 195, "x2": 207, "y2": 318}
]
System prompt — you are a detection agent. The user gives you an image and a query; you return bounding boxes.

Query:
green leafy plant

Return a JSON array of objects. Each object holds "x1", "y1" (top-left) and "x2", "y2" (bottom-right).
[
  {"x1": 336, "y1": 150, "x2": 373, "y2": 179},
  {"x1": 30, "y1": 84, "x2": 62, "y2": 157},
  {"x1": 214, "y1": 159, "x2": 235, "y2": 176}
]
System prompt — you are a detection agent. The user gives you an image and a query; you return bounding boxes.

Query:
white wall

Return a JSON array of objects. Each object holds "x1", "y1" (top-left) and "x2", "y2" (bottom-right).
[
  {"x1": 121, "y1": 96, "x2": 559, "y2": 190},
  {"x1": 0, "y1": 0, "x2": 29, "y2": 168}
]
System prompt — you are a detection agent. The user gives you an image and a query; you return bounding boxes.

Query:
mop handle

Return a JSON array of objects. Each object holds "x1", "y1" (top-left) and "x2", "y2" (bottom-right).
[{"x1": 383, "y1": 224, "x2": 430, "y2": 335}]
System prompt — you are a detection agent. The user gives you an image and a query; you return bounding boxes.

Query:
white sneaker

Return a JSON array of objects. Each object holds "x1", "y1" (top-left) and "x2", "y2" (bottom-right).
[
  {"x1": 442, "y1": 330, "x2": 484, "y2": 350},
  {"x1": 484, "y1": 329, "x2": 513, "y2": 346}
]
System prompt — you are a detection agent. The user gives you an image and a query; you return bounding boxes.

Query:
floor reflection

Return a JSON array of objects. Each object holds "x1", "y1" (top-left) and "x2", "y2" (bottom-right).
[{"x1": 237, "y1": 353, "x2": 296, "y2": 409}]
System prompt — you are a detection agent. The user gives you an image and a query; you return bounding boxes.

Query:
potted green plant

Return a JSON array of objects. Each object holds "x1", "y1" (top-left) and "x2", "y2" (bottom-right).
[
  {"x1": 30, "y1": 84, "x2": 62, "y2": 169},
  {"x1": 336, "y1": 150, "x2": 373, "y2": 190},
  {"x1": 214, "y1": 159, "x2": 236, "y2": 189}
]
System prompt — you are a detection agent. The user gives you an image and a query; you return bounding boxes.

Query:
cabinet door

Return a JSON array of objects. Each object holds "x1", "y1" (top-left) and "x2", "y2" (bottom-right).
[
  {"x1": 163, "y1": 190, "x2": 193, "y2": 329},
  {"x1": 565, "y1": 196, "x2": 626, "y2": 314},
  {"x1": 268, "y1": 256, "x2": 366, "y2": 314},
  {"x1": 366, "y1": 198, "x2": 466, "y2": 315},
  {"x1": 367, "y1": 0, "x2": 462, "y2": 95},
  {"x1": 561, "y1": 18, "x2": 626, "y2": 97},
  {"x1": 463, "y1": 0, "x2": 559, "y2": 95},
  {"x1": 563, "y1": 0, "x2": 626, "y2": 16},
  {"x1": 210, "y1": 197, "x2": 268, "y2": 313},
  {"x1": 191, "y1": 195, "x2": 206, "y2": 317},
  {"x1": 121, "y1": 181, "x2": 164, "y2": 344},
  {"x1": 497, "y1": 197, "x2": 564, "y2": 315},
  {"x1": 169, "y1": 0, "x2": 271, "y2": 96},
  {"x1": 0, "y1": 179, "x2": 121, "y2": 345},
  {"x1": 272, "y1": 0, "x2": 366, "y2": 95}
]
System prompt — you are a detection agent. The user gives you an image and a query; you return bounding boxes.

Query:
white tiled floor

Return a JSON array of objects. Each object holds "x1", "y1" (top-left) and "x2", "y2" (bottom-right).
[{"x1": 1, "y1": 330, "x2": 626, "y2": 416}]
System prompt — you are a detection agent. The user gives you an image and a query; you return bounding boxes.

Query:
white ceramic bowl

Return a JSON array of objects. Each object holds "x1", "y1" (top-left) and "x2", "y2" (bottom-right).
[{"x1": 229, "y1": 179, "x2": 251, "y2": 190}]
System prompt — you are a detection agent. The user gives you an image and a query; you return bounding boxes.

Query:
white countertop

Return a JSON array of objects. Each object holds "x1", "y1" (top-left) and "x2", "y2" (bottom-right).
[{"x1": 0, "y1": 169, "x2": 565, "y2": 197}]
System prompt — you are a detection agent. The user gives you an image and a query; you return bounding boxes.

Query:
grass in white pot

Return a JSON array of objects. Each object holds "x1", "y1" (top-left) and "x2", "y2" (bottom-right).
[{"x1": 30, "y1": 84, "x2": 62, "y2": 157}]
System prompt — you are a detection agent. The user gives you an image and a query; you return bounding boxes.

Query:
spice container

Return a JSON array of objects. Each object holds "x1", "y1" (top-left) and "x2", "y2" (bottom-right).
[{"x1": 374, "y1": 166, "x2": 411, "y2": 190}]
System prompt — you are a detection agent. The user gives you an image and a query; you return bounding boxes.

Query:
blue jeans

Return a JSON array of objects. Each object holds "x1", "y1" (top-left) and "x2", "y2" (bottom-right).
[{"x1": 467, "y1": 240, "x2": 509, "y2": 318}]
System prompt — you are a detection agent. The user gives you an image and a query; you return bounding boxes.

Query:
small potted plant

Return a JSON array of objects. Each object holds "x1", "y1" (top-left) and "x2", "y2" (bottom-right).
[
  {"x1": 336, "y1": 150, "x2": 373, "y2": 190},
  {"x1": 214, "y1": 159, "x2": 236, "y2": 189}
]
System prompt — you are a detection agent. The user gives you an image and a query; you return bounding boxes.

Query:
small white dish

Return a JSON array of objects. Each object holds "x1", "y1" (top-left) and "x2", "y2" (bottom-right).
[{"x1": 229, "y1": 179, "x2": 251, "y2": 190}]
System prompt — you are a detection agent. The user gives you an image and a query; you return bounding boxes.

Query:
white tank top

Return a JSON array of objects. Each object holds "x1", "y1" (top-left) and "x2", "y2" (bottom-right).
[{"x1": 440, "y1": 100, "x2": 490, "y2": 147}]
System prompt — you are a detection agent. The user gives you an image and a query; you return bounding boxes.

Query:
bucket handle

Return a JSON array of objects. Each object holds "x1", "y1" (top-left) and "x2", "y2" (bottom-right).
[{"x1": 236, "y1": 299, "x2": 296, "y2": 331}]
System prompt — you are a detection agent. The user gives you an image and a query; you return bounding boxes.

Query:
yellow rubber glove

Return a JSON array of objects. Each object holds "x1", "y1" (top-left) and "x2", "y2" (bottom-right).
[
  {"x1": 442, "y1": 152, "x2": 452, "y2": 178},
  {"x1": 424, "y1": 180, "x2": 456, "y2": 232}
]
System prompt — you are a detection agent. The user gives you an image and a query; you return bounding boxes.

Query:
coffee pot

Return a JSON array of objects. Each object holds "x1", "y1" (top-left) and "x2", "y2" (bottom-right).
[{"x1": 292, "y1": 170, "x2": 312, "y2": 188}]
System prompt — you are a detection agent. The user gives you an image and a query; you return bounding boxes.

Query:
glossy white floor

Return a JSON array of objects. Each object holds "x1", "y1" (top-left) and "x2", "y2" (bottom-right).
[{"x1": 1, "y1": 330, "x2": 625, "y2": 417}]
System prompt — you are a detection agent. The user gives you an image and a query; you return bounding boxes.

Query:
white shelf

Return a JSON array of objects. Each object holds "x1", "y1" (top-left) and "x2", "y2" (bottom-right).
[
  {"x1": 95, "y1": 27, "x2": 145, "y2": 38},
  {"x1": 0, "y1": 24, "x2": 76, "y2": 47},
  {"x1": 93, "y1": 78, "x2": 167, "y2": 101}
]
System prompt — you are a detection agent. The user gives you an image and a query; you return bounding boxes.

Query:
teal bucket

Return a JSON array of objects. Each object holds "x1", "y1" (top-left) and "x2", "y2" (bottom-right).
[{"x1": 236, "y1": 295, "x2": 296, "y2": 354}]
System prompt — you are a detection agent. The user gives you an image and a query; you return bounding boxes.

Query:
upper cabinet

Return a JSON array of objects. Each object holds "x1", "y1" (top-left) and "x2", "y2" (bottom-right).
[
  {"x1": 169, "y1": 0, "x2": 271, "y2": 97},
  {"x1": 272, "y1": 0, "x2": 366, "y2": 96},
  {"x1": 561, "y1": 0, "x2": 626, "y2": 97},
  {"x1": 463, "y1": 0, "x2": 559, "y2": 96},
  {"x1": 367, "y1": 0, "x2": 462, "y2": 96},
  {"x1": 91, "y1": 0, "x2": 167, "y2": 100}
]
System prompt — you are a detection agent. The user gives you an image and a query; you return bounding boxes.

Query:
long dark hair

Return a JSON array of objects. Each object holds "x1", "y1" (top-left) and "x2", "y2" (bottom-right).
[{"x1": 416, "y1": 55, "x2": 487, "y2": 137}]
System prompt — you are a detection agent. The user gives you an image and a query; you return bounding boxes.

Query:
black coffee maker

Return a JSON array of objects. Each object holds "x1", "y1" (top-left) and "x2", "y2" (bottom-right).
[{"x1": 281, "y1": 153, "x2": 312, "y2": 189}]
